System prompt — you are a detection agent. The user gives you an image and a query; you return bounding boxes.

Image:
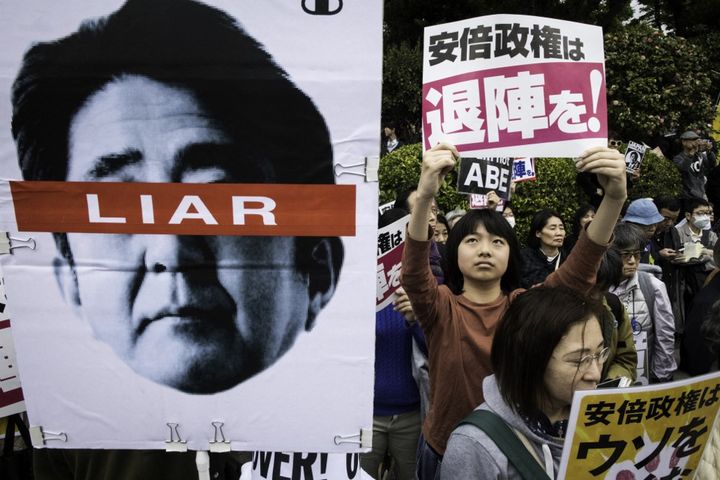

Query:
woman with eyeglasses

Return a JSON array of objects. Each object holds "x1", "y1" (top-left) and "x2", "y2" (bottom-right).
[
  {"x1": 609, "y1": 223, "x2": 677, "y2": 385},
  {"x1": 441, "y1": 287, "x2": 610, "y2": 479}
]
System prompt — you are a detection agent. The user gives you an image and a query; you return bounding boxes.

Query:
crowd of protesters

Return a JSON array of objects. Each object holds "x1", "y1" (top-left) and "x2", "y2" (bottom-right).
[{"x1": 366, "y1": 130, "x2": 720, "y2": 479}]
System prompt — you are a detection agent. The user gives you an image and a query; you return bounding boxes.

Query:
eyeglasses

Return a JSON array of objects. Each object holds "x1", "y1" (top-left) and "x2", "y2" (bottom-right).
[
  {"x1": 618, "y1": 250, "x2": 641, "y2": 261},
  {"x1": 573, "y1": 347, "x2": 610, "y2": 371},
  {"x1": 608, "y1": 140, "x2": 623, "y2": 148}
]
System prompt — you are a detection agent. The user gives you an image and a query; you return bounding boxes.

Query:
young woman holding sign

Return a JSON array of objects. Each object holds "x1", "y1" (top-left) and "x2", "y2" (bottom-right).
[{"x1": 398, "y1": 142, "x2": 626, "y2": 480}]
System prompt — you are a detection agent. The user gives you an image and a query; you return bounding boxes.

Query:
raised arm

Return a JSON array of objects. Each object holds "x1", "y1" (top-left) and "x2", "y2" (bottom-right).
[
  {"x1": 545, "y1": 147, "x2": 626, "y2": 293},
  {"x1": 408, "y1": 143, "x2": 459, "y2": 241},
  {"x1": 576, "y1": 147, "x2": 627, "y2": 245}
]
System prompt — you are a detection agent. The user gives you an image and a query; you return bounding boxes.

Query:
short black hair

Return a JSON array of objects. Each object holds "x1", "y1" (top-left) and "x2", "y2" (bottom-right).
[
  {"x1": 379, "y1": 207, "x2": 409, "y2": 228},
  {"x1": 526, "y1": 209, "x2": 564, "y2": 249},
  {"x1": 596, "y1": 248, "x2": 623, "y2": 291},
  {"x1": 12, "y1": 0, "x2": 332, "y2": 185},
  {"x1": 613, "y1": 222, "x2": 645, "y2": 251},
  {"x1": 571, "y1": 204, "x2": 595, "y2": 236},
  {"x1": 436, "y1": 214, "x2": 450, "y2": 231},
  {"x1": 686, "y1": 197, "x2": 710, "y2": 214},
  {"x1": 394, "y1": 188, "x2": 416, "y2": 212},
  {"x1": 445, "y1": 209, "x2": 521, "y2": 294},
  {"x1": 654, "y1": 196, "x2": 681, "y2": 213},
  {"x1": 491, "y1": 286, "x2": 608, "y2": 417},
  {"x1": 11, "y1": 0, "x2": 340, "y2": 275}
]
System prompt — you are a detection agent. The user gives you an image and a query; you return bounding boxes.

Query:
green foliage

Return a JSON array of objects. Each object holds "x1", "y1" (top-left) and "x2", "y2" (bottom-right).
[
  {"x1": 604, "y1": 24, "x2": 716, "y2": 141},
  {"x1": 511, "y1": 159, "x2": 584, "y2": 246},
  {"x1": 379, "y1": 143, "x2": 684, "y2": 247},
  {"x1": 634, "y1": 0, "x2": 720, "y2": 38},
  {"x1": 628, "y1": 150, "x2": 682, "y2": 200},
  {"x1": 379, "y1": 143, "x2": 467, "y2": 211}
]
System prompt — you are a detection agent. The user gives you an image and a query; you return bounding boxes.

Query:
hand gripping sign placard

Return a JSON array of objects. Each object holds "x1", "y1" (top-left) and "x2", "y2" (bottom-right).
[
  {"x1": 0, "y1": 0, "x2": 381, "y2": 452},
  {"x1": 423, "y1": 14, "x2": 607, "y2": 158},
  {"x1": 558, "y1": 372, "x2": 720, "y2": 479}
]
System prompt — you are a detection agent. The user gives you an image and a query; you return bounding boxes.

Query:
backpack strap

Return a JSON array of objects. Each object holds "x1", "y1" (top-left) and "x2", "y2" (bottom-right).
[
  {"x1": 636, "y1": 272, "x2": 655, "y2": 321},
  {"x1": 460, "y1": 410, "x2": 551, "y2": 480}
]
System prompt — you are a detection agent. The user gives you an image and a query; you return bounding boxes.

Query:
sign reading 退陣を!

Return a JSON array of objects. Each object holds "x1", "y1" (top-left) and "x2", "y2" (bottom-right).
[
  {"x1": 423, "y1": 15, "x2": 607, "y2": 158},
  {"x1": 0, "y1": 0, "x2": 381, "y2": 452},
  {"x1": 558, "y1": 372, "x2": 720, "y2": 479}
]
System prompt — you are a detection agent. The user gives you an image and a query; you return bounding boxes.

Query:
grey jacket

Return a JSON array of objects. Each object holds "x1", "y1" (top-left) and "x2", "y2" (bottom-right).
[
  {"x1": 610, "y1": 271, "x2": 676, "y2": 381},
  {"x1": 441, "y1": 375, "x2": 561, "y2": 479}
]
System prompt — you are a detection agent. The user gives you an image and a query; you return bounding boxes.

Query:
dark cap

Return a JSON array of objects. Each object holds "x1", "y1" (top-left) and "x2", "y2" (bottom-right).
[{"x1": 680, "y1": 131, "x2": 700, "y2": 140}]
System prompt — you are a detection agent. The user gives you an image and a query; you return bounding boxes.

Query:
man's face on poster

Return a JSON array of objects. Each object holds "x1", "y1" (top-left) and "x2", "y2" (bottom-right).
[{"x1": 58, "y1": 74, "x2": 330, "y2": 394}]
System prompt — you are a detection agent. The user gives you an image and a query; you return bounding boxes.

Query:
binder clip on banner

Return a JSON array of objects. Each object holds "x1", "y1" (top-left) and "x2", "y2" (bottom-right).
[
  {"x1": 334, "y1": 157, "x2": 379, "y2": 182},
  {"x1": 333, "y1": 428, "x2": 373, "y2": 449},
  {"x1": 29, "y1": 426, "x2": 68, "y2": 447},
  {"x1": 165, "y1": 422, "x2": 188, "y2": 452},
  {"x1": 0, "y1": 232, "x2": 37, "y2": 255}
]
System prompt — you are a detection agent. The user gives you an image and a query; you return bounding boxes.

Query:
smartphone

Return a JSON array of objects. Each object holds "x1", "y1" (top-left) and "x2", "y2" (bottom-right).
[
  {"x1": 597, "y1": 377, "x2": 622, "y2": 389},
  {"x1": 597, "y1": 377, "x2": 633, "y2": 388}
]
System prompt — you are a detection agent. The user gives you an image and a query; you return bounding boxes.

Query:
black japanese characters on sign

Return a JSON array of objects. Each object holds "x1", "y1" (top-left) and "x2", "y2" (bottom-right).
[
  {"x1": 582, "y1": 383, "x2": 720, "y2": 428},
  {"x1": 377, "y1": 228, "x2": 404, "y2": 256},
  {"x1": 456, "y1": 157, "x2": 514, "y2": 198},
  {"x1": 428, "y1": 23, "x2": 585, "y2": 66}
]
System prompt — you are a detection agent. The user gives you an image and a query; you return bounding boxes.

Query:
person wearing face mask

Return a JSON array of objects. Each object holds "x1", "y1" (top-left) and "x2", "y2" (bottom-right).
[
  {"x1": 674, "y1": 197, "x2": 717, "y2": 302},
  {"x1": 502, "y1": 204, "x2": 516, "y2": 229},
  {"x1": 675, "y1": 198, "x2": 717, "y2": 269}
]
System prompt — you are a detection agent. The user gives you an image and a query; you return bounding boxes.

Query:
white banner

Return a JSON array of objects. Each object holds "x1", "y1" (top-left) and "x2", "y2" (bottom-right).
[{"x1": 0, "y1": 0, "x2": 380, "y2": 451}]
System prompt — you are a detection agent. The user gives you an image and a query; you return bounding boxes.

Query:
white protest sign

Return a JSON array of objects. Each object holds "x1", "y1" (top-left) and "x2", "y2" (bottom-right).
[
  {"x1": 244, "y1": 452, "x2": 372, "y2": 480},
  {"x1": 511, "y1": 158, "x2": 537, "y2": 182},
  {"x1": 0, "y1": 0, "x2": 380, "y2": 451},
  {"x1": 376, "y1": 214, "x2": 410, "y2": 311},
  {"x1": 625, "y1": 141, "x2": 647, "y2": 174},
  {"x1": 423, "y1": 14, "x2": 606, "y2": 158}
]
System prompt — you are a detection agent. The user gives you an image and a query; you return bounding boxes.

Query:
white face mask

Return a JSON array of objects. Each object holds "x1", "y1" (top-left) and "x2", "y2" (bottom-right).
[
  {"x1": 692, "y1": 214, "x2": 711, "y2": 230},
  {"x1": 505, "y1": 216, "x2": 516, "y2": 229}
]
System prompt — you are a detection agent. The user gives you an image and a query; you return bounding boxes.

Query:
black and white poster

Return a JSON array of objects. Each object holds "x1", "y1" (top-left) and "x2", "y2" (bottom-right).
[{"x1": 0, "y1": 0, "x2": 381, "y2": 452}]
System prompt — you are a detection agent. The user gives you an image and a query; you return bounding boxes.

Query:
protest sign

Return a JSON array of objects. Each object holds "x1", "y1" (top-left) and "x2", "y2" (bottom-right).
[
  {"x1": 0, "y1": 276, "x2": 25, "y2": 418},
  {"x1": 377, "y1": 215, "x2": 410, "y2": 312},
  {"x1": 423, "y1": 14, "x2": 607, "y2": 158},
  {"x1": 378, "y1": 201, "x2": 396, "y2": 215},
  {"x1": 457, "y1": 157, "x2": 514, "y2": 197},
  {"x1": 625, "y1": 141, "x2": 647, "y2": 175},
  {"x1": 511, "y1": 158, "x2": 537, "y2": 182},
  {"x1": 0, "y1": 0, "x2": 380, "y2": 451},
  {"x1": 243, "y1": 452, "x2": 372, "y2": 480},
  {"x1": 468, "y1": 194, "x2": 505, "y2": 211},
  {"x1": 559, "y1": 371, "x2": 720, "y2": 479}
]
